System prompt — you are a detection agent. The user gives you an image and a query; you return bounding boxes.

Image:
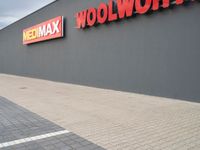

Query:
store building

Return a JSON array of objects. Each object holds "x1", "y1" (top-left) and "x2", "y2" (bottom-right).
[{"x1": 0, "y1": 0, "x2": 200, "y2": 102}]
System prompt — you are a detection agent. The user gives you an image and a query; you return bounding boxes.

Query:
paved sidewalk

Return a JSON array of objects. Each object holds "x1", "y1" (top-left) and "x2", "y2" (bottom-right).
[
  {"x1": 0, "y1": 74, "x2": 200, "y2": 150},
  {"x1": 0, "y1": 97, "x2": 104, "y2": 150}
]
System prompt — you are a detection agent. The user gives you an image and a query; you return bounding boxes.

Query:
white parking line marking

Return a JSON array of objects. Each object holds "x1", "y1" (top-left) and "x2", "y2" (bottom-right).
[{"x1": 0, "y1": 130, "x2": 70, "y2": 148}]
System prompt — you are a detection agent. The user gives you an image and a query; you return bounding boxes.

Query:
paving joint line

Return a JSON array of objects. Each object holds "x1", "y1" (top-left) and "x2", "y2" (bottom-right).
[{"x1": 0, "y1": 130, "x2": 70, "y2": 148}]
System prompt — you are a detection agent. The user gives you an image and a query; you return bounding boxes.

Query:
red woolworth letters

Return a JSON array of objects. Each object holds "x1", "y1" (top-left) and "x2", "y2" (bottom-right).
[{"x1": 75, "y1": 0, "x2": 187, "y2": 29}]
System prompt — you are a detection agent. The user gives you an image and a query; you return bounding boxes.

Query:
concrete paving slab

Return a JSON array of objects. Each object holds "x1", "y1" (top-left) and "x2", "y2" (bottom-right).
[
  {"x1": 0, "y1": 97, "x2": 105, "y2": 150},
  {"x1": 0, "y1": 74, "x2": 200, "y2": 150},
  {"x1": 0, "y1": 97, "x2": 64, "y2": 143}
]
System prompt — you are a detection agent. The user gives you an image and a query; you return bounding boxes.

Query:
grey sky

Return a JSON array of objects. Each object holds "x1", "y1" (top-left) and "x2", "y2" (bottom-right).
[{"x1": 0, "y1": 0, "x2": 55, "y2": 30}]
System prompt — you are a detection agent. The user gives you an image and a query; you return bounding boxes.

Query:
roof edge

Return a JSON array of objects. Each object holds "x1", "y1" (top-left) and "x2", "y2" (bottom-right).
[{"x1": 0, "y1": 0, "x2": 57, "y2": 32}]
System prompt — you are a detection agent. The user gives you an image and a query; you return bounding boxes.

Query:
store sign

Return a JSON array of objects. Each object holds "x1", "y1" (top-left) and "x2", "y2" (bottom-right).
[
  {"x1": 75, "y1": 0, "x2": 188, "y2": 29},
  {"x1": 23, "y1": 16, "x2": 64, "y2": 45}
]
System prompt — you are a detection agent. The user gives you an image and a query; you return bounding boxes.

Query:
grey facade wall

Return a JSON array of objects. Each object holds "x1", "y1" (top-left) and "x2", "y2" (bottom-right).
[{"x1": 0, "y1": 0, "x2": 200, "y2": 102}]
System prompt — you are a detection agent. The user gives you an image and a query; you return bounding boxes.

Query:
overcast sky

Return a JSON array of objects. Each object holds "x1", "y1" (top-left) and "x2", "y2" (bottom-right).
[{"x1": 0, "y1": 0, "x2": 55, "y2": 30}]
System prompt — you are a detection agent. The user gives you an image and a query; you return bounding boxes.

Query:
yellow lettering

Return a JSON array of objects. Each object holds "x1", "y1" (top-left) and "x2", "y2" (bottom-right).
[{"x1": 23, "y1": 28, "x2": 38, "y2": 41}]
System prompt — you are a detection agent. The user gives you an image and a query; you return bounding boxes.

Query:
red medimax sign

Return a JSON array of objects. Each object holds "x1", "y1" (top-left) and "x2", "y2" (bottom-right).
[
  {"x1": 23, "y1": 16, "x2": 64, "y2": 45},
  {"x1": 75, "y1": 0, "x2": 189, "y2": 29}
]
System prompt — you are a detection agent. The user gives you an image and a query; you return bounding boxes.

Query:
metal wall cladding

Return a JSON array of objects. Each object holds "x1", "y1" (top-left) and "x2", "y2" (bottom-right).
[{"x1": 0, "y1": 0, "x2": 200, "y2": 102}]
